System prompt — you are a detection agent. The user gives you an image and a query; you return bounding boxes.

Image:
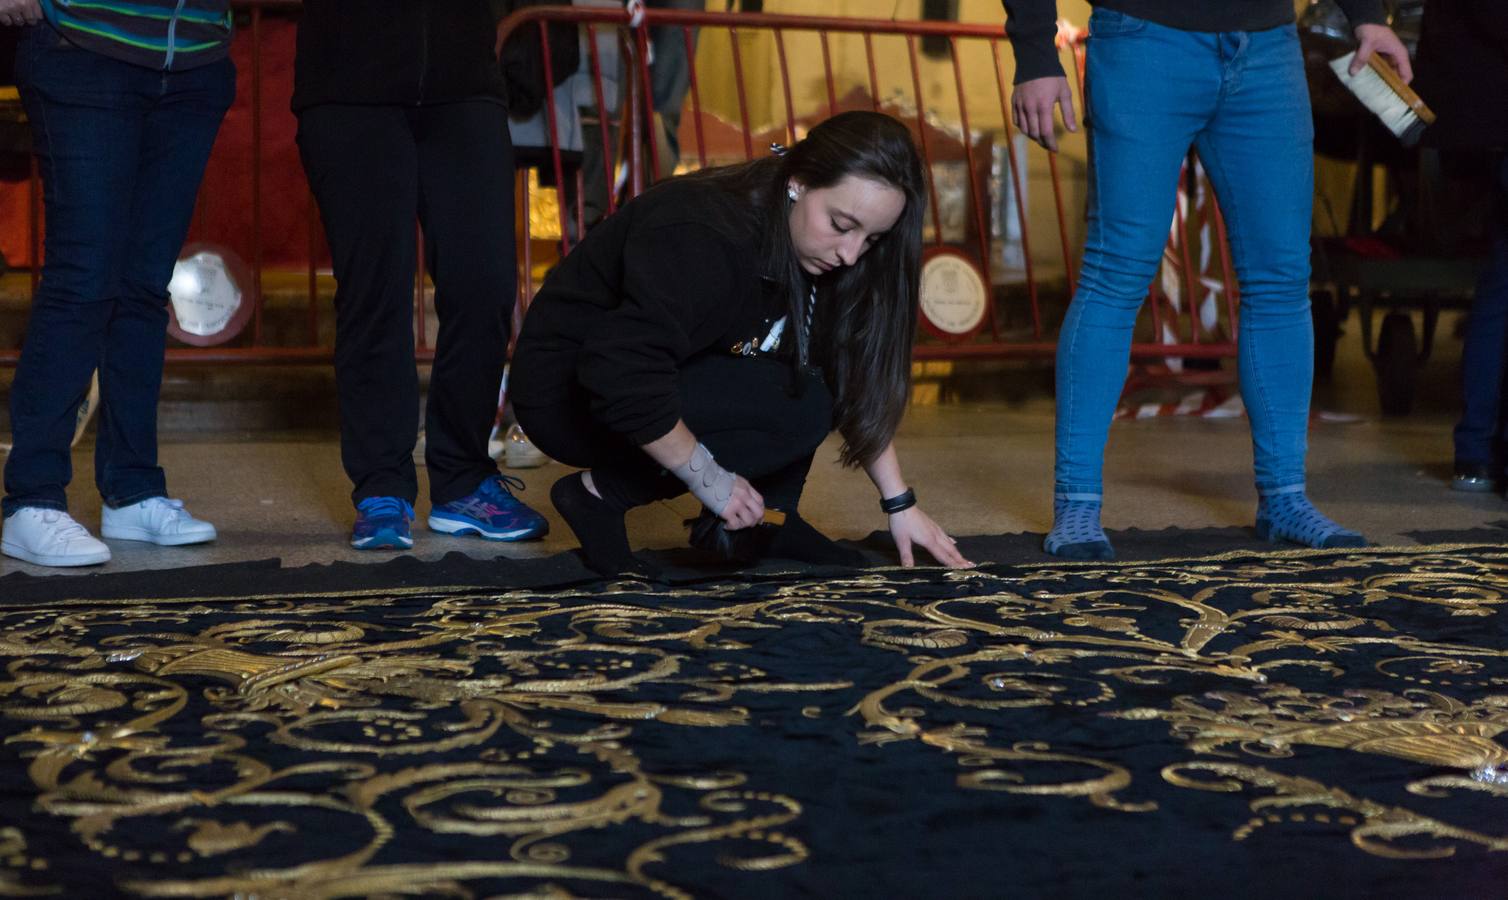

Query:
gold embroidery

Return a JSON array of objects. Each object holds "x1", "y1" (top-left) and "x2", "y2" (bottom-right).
[{"x1": 0, "y1": 543, "x2": 1505, "y2": 893}]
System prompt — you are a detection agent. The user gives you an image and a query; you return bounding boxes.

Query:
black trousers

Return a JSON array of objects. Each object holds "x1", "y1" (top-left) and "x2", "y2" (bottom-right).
[
  {"x1": 515, "y1": 354, "x2": 834, "y2": 510},
  {"x1": 297, "y1": 101, "x2": 515, "y2": 507}
]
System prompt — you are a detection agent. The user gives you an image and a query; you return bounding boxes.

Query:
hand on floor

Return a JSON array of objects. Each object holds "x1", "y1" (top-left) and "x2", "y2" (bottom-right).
[{"x1": 888, "y1": 506, "x2": 973, "y2": 568}]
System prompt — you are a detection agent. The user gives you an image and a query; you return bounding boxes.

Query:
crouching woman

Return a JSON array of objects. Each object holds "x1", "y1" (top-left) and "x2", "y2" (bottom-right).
[{"x1": 510, "y1": 111, "x2": 971, "y2": 575}]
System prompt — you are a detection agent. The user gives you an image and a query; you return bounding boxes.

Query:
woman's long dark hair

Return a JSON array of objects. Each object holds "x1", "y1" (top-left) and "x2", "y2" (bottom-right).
[{"x1": 686, "y1": 111, "x2": 925, "y2": 468}]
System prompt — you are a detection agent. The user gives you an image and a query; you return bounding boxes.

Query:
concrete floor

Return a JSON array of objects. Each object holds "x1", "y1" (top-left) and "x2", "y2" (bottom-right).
[{"x1": 1, "y1": 310, "x2": 1503, "y2": 580}]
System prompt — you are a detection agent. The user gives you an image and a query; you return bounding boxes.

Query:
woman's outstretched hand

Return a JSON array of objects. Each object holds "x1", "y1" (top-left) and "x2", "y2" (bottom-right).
[
  {"x1": 888, "y1": 506, "x2": 973, "y2": 568},
  {"x1": 719, "y1": 476, "x2": 765, "y2": 531}
]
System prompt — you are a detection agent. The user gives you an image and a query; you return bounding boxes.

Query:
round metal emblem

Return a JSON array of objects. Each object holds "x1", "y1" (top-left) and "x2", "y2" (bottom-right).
[{"x1": 919, "y1": 248, "x2": 988, "y2": 342}]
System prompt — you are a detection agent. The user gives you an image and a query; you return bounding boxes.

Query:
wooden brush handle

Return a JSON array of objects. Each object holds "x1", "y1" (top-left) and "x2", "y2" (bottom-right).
[{"x1": 1367, "y1": 54, "x2": 1436, "y2": 125}]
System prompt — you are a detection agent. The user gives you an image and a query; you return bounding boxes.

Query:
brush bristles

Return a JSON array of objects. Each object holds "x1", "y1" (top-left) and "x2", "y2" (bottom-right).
[{"x1": 1329, "y1": 51, "x2": 1427, "y2": 146}]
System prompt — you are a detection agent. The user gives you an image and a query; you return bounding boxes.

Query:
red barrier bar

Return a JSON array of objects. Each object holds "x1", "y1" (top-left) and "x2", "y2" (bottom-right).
[
  {"x1": 820, "y1": 31, "x2": 837, "y2": 118},
  {"x1": 538, "y1": 19, "x2": 574, "y2": 251},
  {"x1": 626, "y1": 31, "x2": 645, "y2": 197},
  {"x1": 949, "y1": 35, "x2": 999, "y2": 340},
  {"x1": 519, "y1": 169, "x2": 533, "y2": 306},
  {"x1": 250, "y1": 5, "x2": 264, "y2": 346},
  {"x1": 863, "y1": 33, "x2": 879, "y2": 112},
  {"x1": 633, "y1": 22, "x2": 662, "y2": 188},
  {"x1": 991, "y1": 38, "x2": 1042, "y2": 339},
  {"x1": 774, "y1": 28, "x2": 797, "y2": 145},
  {"x1": 905, "y1": 35, "x2": 944, "y2": 248},
  {"x1": 585, "y1": 25, "x2": 619, "y2": 218},
  {"x1": 684, "y1": 25, "x2": 708, "y2": 169},
  {"x1": 729, "y1": 27, "x2": 754, "y2": 160}
]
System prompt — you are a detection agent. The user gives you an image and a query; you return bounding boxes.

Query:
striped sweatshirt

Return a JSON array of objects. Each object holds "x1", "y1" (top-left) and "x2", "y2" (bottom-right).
[{"x1": 39, "y1": 0, "x2": 233, "y2": 71}]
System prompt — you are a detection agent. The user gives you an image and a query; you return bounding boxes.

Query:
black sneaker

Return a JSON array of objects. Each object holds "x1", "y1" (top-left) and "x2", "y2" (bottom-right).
[{"x1": 1452, "y1": 463, "x2": 1502, "y2": 493}]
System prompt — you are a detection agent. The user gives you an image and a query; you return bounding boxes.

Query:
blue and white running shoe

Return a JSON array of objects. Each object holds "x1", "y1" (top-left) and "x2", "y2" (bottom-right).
[
  {"x1": 351, "y1": 496, "x2": 415, "y2": 550},
  {"x1": 428, "y1": 474, "x2": 549, "y2": 541}
]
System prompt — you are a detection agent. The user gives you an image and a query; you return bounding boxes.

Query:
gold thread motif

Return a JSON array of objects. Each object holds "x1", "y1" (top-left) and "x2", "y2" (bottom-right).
[{"x1": 1, "y1": 543, "x2": 1506, "y2": 893}]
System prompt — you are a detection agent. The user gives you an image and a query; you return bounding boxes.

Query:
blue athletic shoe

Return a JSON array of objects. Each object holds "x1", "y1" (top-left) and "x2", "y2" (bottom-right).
[
  {"x1": 428, "y1": 474, "x2": 549, "y2": 541},
  {"x1": 351, "y1": 496, "x2": 415, "y2": 550}
]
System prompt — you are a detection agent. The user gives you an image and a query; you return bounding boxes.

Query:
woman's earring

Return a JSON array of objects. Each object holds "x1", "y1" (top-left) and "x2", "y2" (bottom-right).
[{"x1": 787, "y1": 185, "x2": 799, "y2": 203}]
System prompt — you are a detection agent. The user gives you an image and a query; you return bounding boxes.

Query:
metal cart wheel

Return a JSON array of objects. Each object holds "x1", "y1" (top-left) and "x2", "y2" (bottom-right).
[{"x1": 1375, "y1": 311, "x2": 1418, "y2": 416}]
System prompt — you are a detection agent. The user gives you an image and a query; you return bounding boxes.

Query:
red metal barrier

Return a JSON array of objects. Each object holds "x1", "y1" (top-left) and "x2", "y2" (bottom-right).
[
  {"x1": 0, "y1": 4, "x2": 1241, "y2": 370},
  {"x1": 498, "y1": 6, "x2": 1241, "y2": 365}
]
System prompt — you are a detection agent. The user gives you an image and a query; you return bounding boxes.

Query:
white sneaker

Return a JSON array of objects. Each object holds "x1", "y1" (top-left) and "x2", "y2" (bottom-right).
[
  {"x1": 502, "y1": 424, "x2": 548, "y2": 469},
  {"x1": 2, "y1": 507, "x2": 112, "y2": 567},
  {"x1": 101, "y1": 497, "x2": 217, "y2": 546}
]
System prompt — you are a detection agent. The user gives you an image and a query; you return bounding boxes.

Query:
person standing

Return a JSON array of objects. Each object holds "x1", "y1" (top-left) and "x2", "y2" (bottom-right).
[
  {"x1": 1412, "y1": 2, "x2": 1508, "y2": 493},
  {"x1": 294, "y1": 1, "x2": 548, "y2": 551},
  {"x1": 1, "y1": 0, "x2": 233, "y2": 567},
  {"x1": 1003, "y1": 0, "x2": 1410, "y2": 559}
]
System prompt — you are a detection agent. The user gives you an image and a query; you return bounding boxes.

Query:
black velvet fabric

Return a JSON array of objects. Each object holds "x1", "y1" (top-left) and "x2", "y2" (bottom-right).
[{"x1": 2, "y1": 541, "x2": 1507, "y2": 897}]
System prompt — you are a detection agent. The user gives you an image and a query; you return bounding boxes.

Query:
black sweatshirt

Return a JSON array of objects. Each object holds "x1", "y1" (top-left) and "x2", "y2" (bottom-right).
[
  {"x1": 292, "y1": 0, "x2": 507, "y2": 112},
  {"x1": 1414, "y1": 0, "x2": 1508, "y2": 151},
  {"x1": 512, "y1": 178, "x2": 790, "y2": 446},
  {"x1": 1002, "y1": 0, "x2": 1388, "y2": 83}
]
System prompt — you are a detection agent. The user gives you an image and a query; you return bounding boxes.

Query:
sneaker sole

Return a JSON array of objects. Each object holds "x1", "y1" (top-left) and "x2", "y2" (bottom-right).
[
  {"x1": 101, "y1": 526, "x2": 217, "y2": 546},
  {"x1": 1451, "y1": 477, "x2": 1500, "y2": 493},
  {"x1": 351, "y1": 526, "x2": 413, "y2": 550},
  {"x1": 427, "y1": 513, "x2": 546, "y2": 541},
  {"x1": 2, "y1": 540, "x2": 111, "y2": 567}
]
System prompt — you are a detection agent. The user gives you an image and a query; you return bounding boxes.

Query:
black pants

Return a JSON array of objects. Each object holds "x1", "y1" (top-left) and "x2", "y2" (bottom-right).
[
  {"x1": 515, "y1": 354, "x2": 833, "y2": 510},
  {"x1": 297, "y1": 101, "x2": 515, "y2": 507}
]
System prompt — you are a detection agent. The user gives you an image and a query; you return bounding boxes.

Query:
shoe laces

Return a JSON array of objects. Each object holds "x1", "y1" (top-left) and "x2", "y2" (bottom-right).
[
  {"x1": 479, "y1": 474, "x2": 527, "y2": 503},
  {"x1": 141, "y1": 496, "x2": 187, "y2": 522},
  {"x1": 39, "y1": 509, "x2": 90, "y2": 541},
  {"x1": 357, "y1": 497, "x2": 414, "y2": 520}
]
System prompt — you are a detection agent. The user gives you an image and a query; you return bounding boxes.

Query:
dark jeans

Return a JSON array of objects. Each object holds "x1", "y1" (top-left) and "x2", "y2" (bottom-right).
[
  {"x1": 515, "y1": 354, "x2": 833, "y2": 510},
  {"x1": 2, "y1": 24, "x2": 234, "y2": 518},
  {"x1": 297, "y1": 101, "x2": 516, "y2": 507},
  {"x1": 1454, "y1": 154, "x2": 1508, "y2": 471}
]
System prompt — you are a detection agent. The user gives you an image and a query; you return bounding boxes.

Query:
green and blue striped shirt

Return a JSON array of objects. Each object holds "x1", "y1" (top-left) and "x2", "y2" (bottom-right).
[{"x1": 40, "y1": 0, "x2": 233, "y2": 71}]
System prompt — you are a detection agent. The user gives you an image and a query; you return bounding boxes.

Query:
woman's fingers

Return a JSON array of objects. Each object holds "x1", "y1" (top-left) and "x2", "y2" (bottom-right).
[
  {"x1": 893, "y1": 508, "x2": 975, "y2": 568},
  {"x1": 719, "y1": 477, "x2": 764, "y2": 530},
  {"x1": 926, "y1": 533, "x2": 974, "y2": 568}
]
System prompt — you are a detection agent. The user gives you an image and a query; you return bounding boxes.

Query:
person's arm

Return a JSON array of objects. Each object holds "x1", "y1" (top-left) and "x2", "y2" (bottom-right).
[
  {"x1": 863, "y1": 441, "x2": 973, "y2": 568},
  {"x1": 1001, "y1": 0, "x2": 1077, "y2": 152},
  {"x1": 0, "y1": 0, "x2": 42, "y2": 27},
  {"x1": 1337, "y1": 1, "x2": 1414, "y2": 83},
  {"x1": 575, "y1": 221, "x2": 763, "y2": 528},
  {"x1": 642, "y1": 421, "x2": 764, "y2": 530}
]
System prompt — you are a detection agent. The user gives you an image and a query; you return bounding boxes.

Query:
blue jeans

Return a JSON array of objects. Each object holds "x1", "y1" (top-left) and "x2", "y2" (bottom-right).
[
  {"x1": 1055, "y1": 10, "x2": 1315, "y2": 496},
  {"x1": 1452, "y1": 155, "x2": 1508, "y2": 470},
  {"x1": 2, "y1": 24, "x2": 234, "y2": 518}
]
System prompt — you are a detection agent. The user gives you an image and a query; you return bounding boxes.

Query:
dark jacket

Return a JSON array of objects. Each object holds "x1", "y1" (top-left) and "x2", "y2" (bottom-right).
[
  {"x1": 40, "y1": 0, "x2": 231, "y2": 71},
  {"x1": 1002, "y1": 0, "x2": 1386, "y2": 83},
  {"x1": 511, "y1": 178, "x2": 788, "y2": 446},
  {"x1": 1414, "y1": 0, "x2": 1508, "y2": 151},
  {"x1": 292, "y1": 0, "x2": 507, "y2": 112}
]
